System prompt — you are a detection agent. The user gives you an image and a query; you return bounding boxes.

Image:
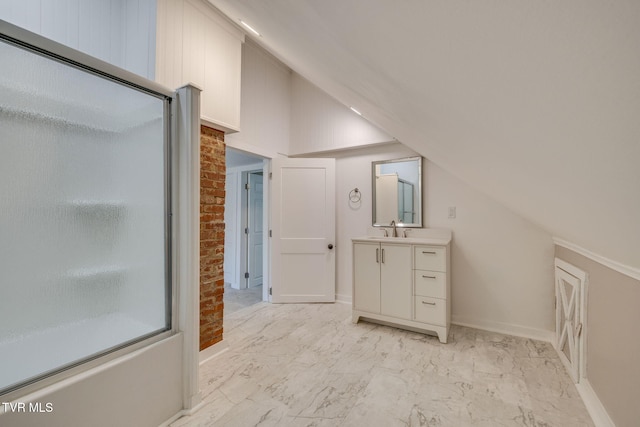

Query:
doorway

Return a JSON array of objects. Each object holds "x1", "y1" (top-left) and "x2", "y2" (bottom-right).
[{"x1": 224, "y1": 148, "x2": 267, "y2": 315}]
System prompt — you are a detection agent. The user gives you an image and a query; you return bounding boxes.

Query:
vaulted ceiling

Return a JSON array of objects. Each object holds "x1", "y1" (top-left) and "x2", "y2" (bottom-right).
[{"x1": 209, "y1": 0, "x2": 640, "y2": 269}]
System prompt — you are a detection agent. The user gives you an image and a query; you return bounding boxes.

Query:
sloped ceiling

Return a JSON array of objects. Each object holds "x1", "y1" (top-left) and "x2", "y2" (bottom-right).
[{"x1": 209, "y1": 0, "x2": 640, "y2": 269}]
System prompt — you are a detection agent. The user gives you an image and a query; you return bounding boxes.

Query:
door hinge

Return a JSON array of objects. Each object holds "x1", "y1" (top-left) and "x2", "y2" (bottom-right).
[
  {"x1": 269, "y1": 287, "x2": 272, "y2": 295},
  {"x1": 245, "y1": 183, "x2": 250, "y2": 190},
  {"x1": 269, "y1": 229, "x2": 272, "y2": 237},
  {"x1": 244, "y1": 272, "x2": 249, "y2": 279},
  {"x1": 269, "y1": 172, "x2": 273, "y2": 179},
  {"x1": 245, "y1": 227, "x2": 249, "y2": 234}
]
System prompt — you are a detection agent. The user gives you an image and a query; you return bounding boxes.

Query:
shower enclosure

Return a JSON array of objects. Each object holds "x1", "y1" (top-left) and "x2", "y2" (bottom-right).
[{"x1": 0, "y1": 23, "x2": 173, "y2": 395}]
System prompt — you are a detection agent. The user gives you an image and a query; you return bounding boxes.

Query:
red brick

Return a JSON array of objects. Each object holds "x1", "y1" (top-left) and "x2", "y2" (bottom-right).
[{"x1": 199, "y1": 125, "x2": 226, "y2": 350}]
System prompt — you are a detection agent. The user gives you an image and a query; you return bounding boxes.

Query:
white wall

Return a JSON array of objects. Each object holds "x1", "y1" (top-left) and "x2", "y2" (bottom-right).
[
  {"x1": 289, "y1": 74, "x2": 393, "y2": 155},
  {"x1": 225, "y1": 40, "x2": 291, "y2": 157},
  {"x1": 250, "y1": 38, "x2": 555, "y2": 335},
  {"x1": 335, "y1": 143, "x2": 555, "y2": 337},
  {"x1": 224, "y1": 40, "x2": 392, "y2": 158},
  {"x1": 207, "y1": 0, "x2": 640, "y2": 274},
  {"x1": 0, "y1": 0, "x2": 157, "y2": 79},
  {"x1": 425, "y1": 160, "x2": 555, "y2": 337},
  {"x1": 156, "y1": 0, "x2": 244, "y2": 132}
]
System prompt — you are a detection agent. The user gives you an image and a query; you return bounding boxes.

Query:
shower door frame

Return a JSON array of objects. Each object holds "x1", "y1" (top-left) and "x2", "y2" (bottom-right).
[{"x1": 0, "y1": 18, "x2": 181, "y2": 400}]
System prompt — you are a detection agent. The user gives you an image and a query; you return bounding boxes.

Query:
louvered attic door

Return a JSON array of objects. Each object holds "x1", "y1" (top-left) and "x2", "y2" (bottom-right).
[{"x1": 555, "y1": 258, "x2": 588, "y2": 383}]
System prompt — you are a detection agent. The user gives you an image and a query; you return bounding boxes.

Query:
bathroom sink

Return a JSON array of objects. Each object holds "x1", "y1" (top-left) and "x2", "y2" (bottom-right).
[
  {"x1": 352, "y1": 233, "x2": 451, "y2": 245},
  {"x1": 360, "y1": 236, "x2": 405, "y2": 241}
]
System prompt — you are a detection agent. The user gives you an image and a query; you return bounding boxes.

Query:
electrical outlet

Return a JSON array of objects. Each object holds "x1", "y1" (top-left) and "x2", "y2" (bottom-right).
[{"x1": 448, "y1": 206, "x2": 456, "y2": 219}]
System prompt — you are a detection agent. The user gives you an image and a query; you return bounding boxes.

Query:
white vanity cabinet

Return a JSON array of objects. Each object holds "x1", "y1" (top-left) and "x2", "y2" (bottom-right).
[
  {"x1": 353, "y1": 242, "x2": 412, "y2": 319},
  {"x1": 352, "y1": 233, "x2": 451, "y2": 343}
]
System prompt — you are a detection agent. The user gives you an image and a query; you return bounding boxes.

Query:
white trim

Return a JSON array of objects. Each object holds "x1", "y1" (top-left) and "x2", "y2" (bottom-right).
[
  {"x1": 335, "y1": 293, "x2": 352, "y2": 305},
  {"x1": 227, "y1": 163, "x2": 264, "y2": 174},
  {"x1": 225, "y1": 162, "x2": 264, "y2": 290},
  {"x1": 174, "y1": 84, "x2": 202, "y2": 411},
  {"x1": 575, "y1": 379, "x2": 616, "y2": 427},
  {"x1": 262, "y1": 159, "x2": 271, "y2": 303},
  {"x1": 553, "y1": 259, "x2": 588, "y2": 382},
  {"x1": 201, "y1": 115, "x2": 240, "y2": 134},
  {"x1": 555, "y1": 257, "x2": 589, "y2": 283},
  {"x1": 555, "y1": 257, "x2": 589, "y2": 381},
  {"x1": 451, "y1": 315, "x2": 555, "y2": 343},
  {"x1": 199, "y1": 340, "x2": 230, "y2": 365},
  {"x1": 159, "y1": 400, "x2": 207, "y2": 427},
  {"x1": 289, "y1": 140, "x2": 397, "y2": 158},
  {"x1": 553, "y1": 237, "x2": 640, "y2": 281},
  {"x1": 226, "y1": 137, "x2": 280, "y2": 160}
]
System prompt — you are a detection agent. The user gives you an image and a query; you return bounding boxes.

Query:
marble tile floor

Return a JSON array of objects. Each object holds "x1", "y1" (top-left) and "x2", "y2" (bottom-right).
[
  {"x1": 224, "y1": 283, "x2": 263, "y2": 316},
  {"x1": 172, "y1": 302, "x2": 594, "y2": 427}
]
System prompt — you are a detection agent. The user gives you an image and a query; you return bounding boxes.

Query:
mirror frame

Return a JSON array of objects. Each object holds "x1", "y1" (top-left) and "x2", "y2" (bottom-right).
[{"x1": 372, "y1": 156, "x2": 423, "y2": 228}]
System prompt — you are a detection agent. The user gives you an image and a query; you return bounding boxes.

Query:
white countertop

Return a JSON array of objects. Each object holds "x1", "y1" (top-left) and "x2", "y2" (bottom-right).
[{"x1": 352, "y1": 228, "x2": 451, "y2": 246}]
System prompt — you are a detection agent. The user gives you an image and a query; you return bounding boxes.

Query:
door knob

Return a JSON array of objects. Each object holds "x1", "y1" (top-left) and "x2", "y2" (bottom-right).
[{"x1": 328, "y1": 244, "x2": 334, "y2": 249}]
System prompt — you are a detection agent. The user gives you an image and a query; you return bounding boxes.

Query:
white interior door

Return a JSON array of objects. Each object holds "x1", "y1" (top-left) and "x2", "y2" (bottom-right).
[
  {"x1": 271, "y1": 158, "x2": 336, "y2": 303},
  {"x1": 555, "y1": 258, "x2": 588, "y2": 383},
  {"x1": 247, "y1": 171, "x2": 263, "y2": 287}
]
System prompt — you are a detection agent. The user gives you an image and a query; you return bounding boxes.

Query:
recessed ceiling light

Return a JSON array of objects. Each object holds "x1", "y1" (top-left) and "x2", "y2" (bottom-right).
[
  {"x1": 350, "y1": 107, "x2": 362, "y2": 116},
  {"x1": 240, "y1": 20, "x2": 261, "y2": 37}
]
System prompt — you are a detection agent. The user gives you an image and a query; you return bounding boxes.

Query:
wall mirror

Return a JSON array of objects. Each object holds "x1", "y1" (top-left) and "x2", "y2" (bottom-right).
[{"x1": 372, "y1": 156, "x2": 422, "y2": 228}]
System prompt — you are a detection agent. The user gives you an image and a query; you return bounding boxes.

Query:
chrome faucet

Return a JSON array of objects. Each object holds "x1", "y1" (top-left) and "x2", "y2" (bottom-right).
[{"x1": 390, "y1": 220, "x2": 397, "y2": 237}]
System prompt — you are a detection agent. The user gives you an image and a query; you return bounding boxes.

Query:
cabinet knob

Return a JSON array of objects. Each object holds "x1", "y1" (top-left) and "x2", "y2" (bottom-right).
[{"x1": 328, "y1": 244, "x2": 334, "y2": 250}]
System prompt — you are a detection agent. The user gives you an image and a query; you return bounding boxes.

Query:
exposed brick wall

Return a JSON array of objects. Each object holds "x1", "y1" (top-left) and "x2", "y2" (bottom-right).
[{"x1": 199, "y1": 125, "x2": 225, "y2": 350}]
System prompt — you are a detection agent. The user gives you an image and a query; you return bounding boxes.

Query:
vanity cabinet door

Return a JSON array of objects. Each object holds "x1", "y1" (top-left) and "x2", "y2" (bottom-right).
[
  {"x1": 380, "y1": 244, "x2": 412, "y2": 320},
  {"x1": 353, "y1": 243, "x2": 381, "y2": 313}
]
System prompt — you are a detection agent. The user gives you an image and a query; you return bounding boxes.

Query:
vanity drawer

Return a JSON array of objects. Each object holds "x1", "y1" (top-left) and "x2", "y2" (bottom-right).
[
  {"x1": 414, "y1": 271, "x2": 446, "y2": 299},
  {"x1": 414, "y1": 297, "x2": 446, "y2": 326},
  {"x1": 414, "y1": 246, "x2": 446, "y2": 272}
]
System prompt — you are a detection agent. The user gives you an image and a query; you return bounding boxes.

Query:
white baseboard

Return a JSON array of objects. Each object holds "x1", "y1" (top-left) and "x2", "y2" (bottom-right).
[
  {"x1": 553, "y1": 237, "x2": 640, "y2": 281},
  {"x1": 575, "y1": 379, "x2": 616, "y2": 427},
  {"x1": 159, "y1": 400, "x2": 207, "y2": 427},
  {"x1": 451, "y1": 315, "x2": 554, "y2": 343},
  {"x1": 163, "y1": 342, "x2": 231, "y2": 426},
  {"x1": 335, "y1": 293, "x2": 352, "y2": 305},
  {"x1": 199, "y1": 339, "x2": 229, "y2": 365}
]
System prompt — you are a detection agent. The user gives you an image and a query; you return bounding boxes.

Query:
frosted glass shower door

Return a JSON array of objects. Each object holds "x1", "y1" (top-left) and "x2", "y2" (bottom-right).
[{"x1": 0, "y1": 31, "x2": 171, "y2": 394}]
